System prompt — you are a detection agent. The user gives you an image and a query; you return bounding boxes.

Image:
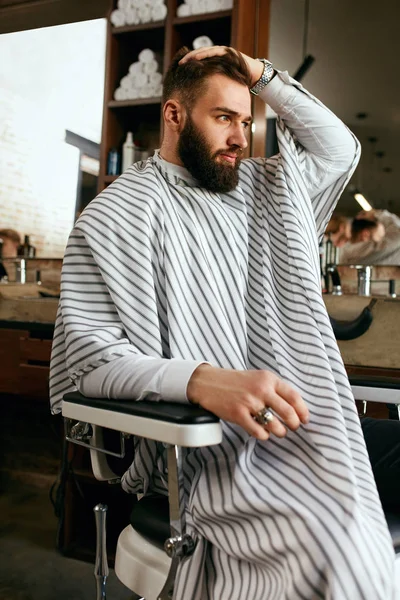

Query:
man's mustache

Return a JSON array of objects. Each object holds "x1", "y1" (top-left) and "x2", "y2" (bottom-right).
[{"x1": 214, "y1": 147, "x2": 243, "y2": 159}]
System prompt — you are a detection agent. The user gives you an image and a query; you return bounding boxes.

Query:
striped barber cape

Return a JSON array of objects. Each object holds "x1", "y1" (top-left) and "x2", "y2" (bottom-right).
[{"x1": 50, "y1": 97, "x2": 396, "y2": 597}]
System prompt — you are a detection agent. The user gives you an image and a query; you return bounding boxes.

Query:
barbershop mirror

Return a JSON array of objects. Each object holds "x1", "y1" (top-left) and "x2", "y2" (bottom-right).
[
  {"x1": 0, "y1": 19, "x2": 106, "y2": 258},
  {"x1": 268, "y1": 0, "x2": 400, "y2": 266}
]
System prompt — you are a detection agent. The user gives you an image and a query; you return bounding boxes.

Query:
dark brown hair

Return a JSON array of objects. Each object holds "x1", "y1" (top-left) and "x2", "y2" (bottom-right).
[
  {"x1": 351, "y1": 218, "x2": 378, "y2": 242},
  {"x1": 162, "y1": 46, "x2": 252, "y2": 109},
  {"x1": 0, "y1": 228, "x2": 20, "y2": 244}
]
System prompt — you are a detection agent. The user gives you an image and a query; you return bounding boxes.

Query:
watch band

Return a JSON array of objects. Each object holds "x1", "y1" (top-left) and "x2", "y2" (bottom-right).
[{"x1": 250, "y1": 59, "x2": 274, "y2": 96}]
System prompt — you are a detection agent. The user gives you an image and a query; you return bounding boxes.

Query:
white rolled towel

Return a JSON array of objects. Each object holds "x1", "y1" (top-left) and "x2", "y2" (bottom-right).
[
  {"x1": 126, "y1": 88, "x2": 139, "y2": 100},
  {"x1": 191, "y1": 0, "x2": 207, "y2": 15},
  {"x1": 220, "y1": 0, "x2": 232, "y2": 8},
  {"x1": 138, "y1": 5, "x2": 152, "y2": 22},
  {"x1": 110, "y1": 9, "x2": 126, "y2": 27},
  {"x1": 146, "y1": 84, "x2": 159, "y2": 97},
  {"x1": 129, "y1": 61, "x2": 144, "y2": 75},
  {"x1": 208, "y1": 0, "x2": 221, "y2": 10},
  {"x1": 120, "y1": 74, "x2": 131, "y2": 90},
  {"x1": 205, "y1": 0, "x2": 222, "y2": 10},
  {"x1": 125, "y1": 7, "x2": 140, "y2": 24},
  {"x1": 138, "y1": 86, "x2": 151, "y2": 98},
  {"x1": 131, "y1": 71, "x2": 148, "y2": 87},
  {"x1": 117, "y1": 0, "x2": 130, "y2": 11},
  {"x1": 192, "y1": 35, "x2": 214, "y2": 49},
  {"x1": 131, "y1": 0, "x2": 143, "y2": 7},
  {"x1": 177, "y1": 3, "x2": 191, "y2": 17},
  {"x1": 115, "y1": 87, "x2": 133, "y2": 101},
  {"x1": 138, "y1": 48, "x2": 156, "y2": 63},
  {"x1": 151, "y1": 4, "x2": 167, "y2": 20},
  {"x1": 151, "y1": 0, "x2": 165, "y2": 6},
  {"x1": 143, "y1": 59, "x2": 159, "y2": 75},
  {"x1": 148, "y1": 71, "x2": 162, "y2": 86},
  {"x1": 114, "y1": 87, "x2": 125, "y2": 101}
]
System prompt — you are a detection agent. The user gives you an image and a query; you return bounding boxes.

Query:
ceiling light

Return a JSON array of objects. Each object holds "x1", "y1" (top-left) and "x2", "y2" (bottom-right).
[{"x1": 354, "y1": 193, "x2": 373, "y2": 211}]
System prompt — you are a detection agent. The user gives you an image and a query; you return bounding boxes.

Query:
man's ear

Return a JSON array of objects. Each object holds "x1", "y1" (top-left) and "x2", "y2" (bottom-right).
[{"x1": 163, "y1": 99, "x2": 186, "y2": 132}]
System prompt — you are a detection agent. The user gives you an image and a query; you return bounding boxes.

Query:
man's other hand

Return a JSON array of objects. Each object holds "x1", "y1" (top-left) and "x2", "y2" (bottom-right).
[{"x1": 187, "y1": 365, "x2": 309, "y2": 441}]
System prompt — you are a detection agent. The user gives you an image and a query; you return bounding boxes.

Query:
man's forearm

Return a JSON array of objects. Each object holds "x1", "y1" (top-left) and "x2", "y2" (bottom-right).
[
  {"x1": 78, "y1": 353, "x2": 204, "y2": 403},
  {"x1": 260, "y1": 70, "x2": 357, "y2": 172}
]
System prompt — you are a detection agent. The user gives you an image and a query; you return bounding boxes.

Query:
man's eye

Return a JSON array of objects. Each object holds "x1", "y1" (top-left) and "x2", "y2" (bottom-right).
[
  {"x1": 242, "y1": 122, "x2": 250, "y2": 129},
  {"x1": 218, "y1": 115, "x2": 230, "y2": 122}
]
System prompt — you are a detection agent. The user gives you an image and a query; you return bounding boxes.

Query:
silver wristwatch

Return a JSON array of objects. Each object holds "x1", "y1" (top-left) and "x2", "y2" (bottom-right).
[{"x1": 250, "y1": 59, "x2": 274, "y2": 96}]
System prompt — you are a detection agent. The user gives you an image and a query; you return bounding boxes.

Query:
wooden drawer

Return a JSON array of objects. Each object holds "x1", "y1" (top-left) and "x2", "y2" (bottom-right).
[
  {"x1": 18, "y1": 364, "x2": 50, "y2": 398},
  {"x1": 0, "y1": 329, "x2": 28, "y2": 392},
  {"x1": 0, "y1": 328, "x2": 52, "y2": 397},
  {"x1": 19, "y1": 337, "x2": 52, "y2": 363}
]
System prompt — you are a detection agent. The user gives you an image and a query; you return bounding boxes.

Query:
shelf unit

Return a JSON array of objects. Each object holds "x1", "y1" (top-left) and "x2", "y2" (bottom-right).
[{"x1": 98, "y1": 0, "x2": 271, "y2": 192}]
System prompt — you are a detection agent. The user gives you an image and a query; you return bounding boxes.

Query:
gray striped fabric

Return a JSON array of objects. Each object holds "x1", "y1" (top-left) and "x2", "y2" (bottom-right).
[{"x1": 50, "y1": 108, "x2": 396, "y2": 596}]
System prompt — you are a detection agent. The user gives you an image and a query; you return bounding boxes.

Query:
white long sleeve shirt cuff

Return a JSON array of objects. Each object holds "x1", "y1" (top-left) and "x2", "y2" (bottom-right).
[{"x1": 78, "y1": 354, "x2": 207, "y2": 403}]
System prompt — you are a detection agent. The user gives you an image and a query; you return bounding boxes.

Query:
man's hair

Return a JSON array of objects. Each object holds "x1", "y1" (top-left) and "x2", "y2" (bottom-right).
[
  {"x1": 162, "y1": 46, "x2": 253, "y2": 109},
  {"x1": 0, "y1": 228, "x2": 20, "y2": 244},
  {"x1": 351, "y1": 218, "x2": 378, "y2": 243}
]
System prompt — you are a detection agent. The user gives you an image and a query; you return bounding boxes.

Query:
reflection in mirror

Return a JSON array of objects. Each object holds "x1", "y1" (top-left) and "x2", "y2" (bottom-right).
[
  {"x1": 0, "y1": 19, "x2": 106, "y2": 258},
  {"x1": 267, "y1": 0, "x2": 399, "y2": 267}
]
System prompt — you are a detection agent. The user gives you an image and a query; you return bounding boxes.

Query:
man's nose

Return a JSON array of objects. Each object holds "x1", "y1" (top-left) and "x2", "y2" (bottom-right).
[{"x1": 228, "y1": 124, "x2": 248, "y2": 150}]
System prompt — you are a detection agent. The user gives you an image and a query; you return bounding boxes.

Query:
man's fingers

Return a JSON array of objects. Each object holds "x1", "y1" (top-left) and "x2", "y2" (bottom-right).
[
  {"x1": 264, "y1": 414, "x2": 288, "y2": 438},
  {"x1": 260, "y1": 391, "x2": 302, "y2": 431},
  {"x1": 179, "y1": 46, "x2": 227, "y2": 64},
  {"x1": 239, "y1": 410, "x2": 270, "y2": 441},
  {"x1": 274, "y1": 380, "x2": 309, "y2": 425}
]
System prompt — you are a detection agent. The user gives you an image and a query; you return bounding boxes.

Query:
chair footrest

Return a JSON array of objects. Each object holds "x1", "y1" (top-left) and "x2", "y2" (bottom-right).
[{"x1": 130, "y1": 495, "x2": 170, "y2": 547}]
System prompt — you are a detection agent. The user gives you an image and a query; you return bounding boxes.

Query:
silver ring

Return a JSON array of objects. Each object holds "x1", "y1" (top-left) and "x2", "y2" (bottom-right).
[{"x1": 254, "y1": 407, "x2": 274, "y2": 425}]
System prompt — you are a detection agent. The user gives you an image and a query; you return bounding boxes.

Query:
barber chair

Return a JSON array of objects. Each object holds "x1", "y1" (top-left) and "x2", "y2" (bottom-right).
[
  {"x1": 63, "y1": 393, "x2": 222, "y2": 600},
  {"x1": 62, "y1": 380, "x2": 400, "y2": 600}
]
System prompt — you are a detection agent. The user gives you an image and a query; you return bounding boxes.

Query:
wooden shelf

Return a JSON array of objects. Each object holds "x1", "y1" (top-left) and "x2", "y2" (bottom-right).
[
  {"x1": 108, "y1": 97, "x2": 162, "y2": 108},
  {"x1": 104, "y1": 175, "x2": 118, "y2": 183},
  {"x1": 173, "y1": 9, "x2": 232, "y2": 25},
  {"x1": 112, "y1": 20, "x2": 166, "y2": 35}
]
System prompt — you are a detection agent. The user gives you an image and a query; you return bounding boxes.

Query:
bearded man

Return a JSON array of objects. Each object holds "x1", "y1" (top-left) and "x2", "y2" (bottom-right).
[{"x1": 50, "y1": 46, "x2": 396, "y2": 599}]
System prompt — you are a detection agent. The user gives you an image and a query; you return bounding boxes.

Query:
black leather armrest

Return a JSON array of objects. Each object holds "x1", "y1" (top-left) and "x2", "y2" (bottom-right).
[
  {"x1": 63, "y1": 391, "x2": 219, "y2": 425},
  {"x1": 348, "y1": 376, "x2": 400, "y2": 390}
]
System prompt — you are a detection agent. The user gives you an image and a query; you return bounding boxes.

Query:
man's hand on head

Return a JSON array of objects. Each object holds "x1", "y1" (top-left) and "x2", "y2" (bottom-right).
[
  {"x1": 178, "y1": 46, "x2": 264, "y2": 89},
  {"x1": 187, "y1": 364, "x2": 309, "y2": 441}
]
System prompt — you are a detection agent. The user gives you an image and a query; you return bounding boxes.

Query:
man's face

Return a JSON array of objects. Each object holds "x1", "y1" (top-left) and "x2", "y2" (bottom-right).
[
  {"x1": 332, "y1": 222, "x2": 351, "y2": 247},
  {"x1": 1, "y1": 238, "x2": 19, "y2": 258},
  {"x1": 177, "y1": 74, "x2": 252, "y2": 193}
]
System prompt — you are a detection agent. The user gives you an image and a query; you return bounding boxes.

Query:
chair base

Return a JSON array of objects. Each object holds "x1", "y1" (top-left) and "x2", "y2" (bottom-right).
[
  {"x1": 115, "y1": 525, "x2": 171, "y2": 600},
  {"x1": 115, "y1": 525, "x2": 400, "y2": 598}
]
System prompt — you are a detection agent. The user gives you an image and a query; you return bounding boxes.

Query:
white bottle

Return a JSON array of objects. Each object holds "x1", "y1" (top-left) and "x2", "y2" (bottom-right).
[{"x1": 122, "y1": 131, "x2": 135, "y2": 172}]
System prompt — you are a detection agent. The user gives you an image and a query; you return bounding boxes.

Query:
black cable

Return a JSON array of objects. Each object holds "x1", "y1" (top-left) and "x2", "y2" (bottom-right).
[{"x1": 303, "y1": 0, "x2": 310, "y2": 59}]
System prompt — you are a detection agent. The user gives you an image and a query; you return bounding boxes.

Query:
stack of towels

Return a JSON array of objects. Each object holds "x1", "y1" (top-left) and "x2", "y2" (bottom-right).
[
  {"x1": 114, "y1": 49, "x2": 163, "y2": 101},
  {"x1": 177, "y1": 0, "x2": 233, "y2": 17},
  {"x1": 192, "y1": 35, "x2": 214, "y2": 49},
  {"x1": 111, "y1": 0, "x2": 167, "y2": 27}
]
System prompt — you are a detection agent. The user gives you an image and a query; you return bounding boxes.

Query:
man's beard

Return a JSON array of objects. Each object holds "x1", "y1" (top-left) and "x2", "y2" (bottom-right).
[{"x1": 178, "y1": 113, "x2": 243, "y2": 194}]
